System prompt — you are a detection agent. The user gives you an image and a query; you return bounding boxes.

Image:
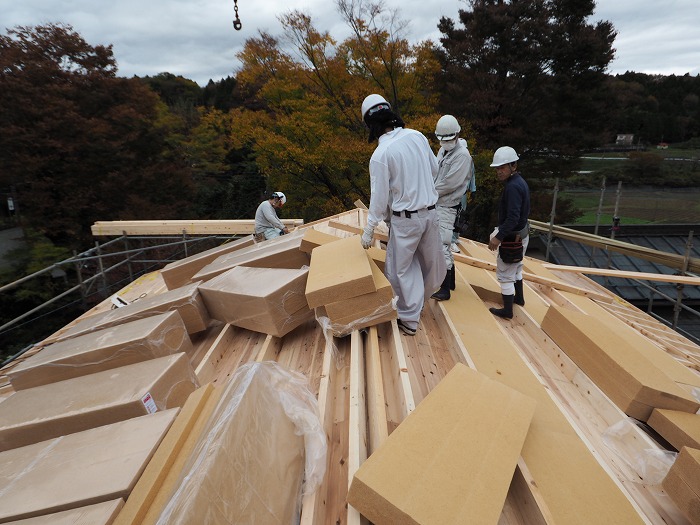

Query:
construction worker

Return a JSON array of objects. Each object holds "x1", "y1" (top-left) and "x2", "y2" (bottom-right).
[
  {"x1": 254, "y1": 192, "x2": 288, "y2": 241},
  {"x1": 487, "y1": 147, "x2": 530, "y2": 319},
  {"x1": 359, "y1": 94, "x2": 445, "y2": 336},
  {"x1": 431, "y1": 115, "x2": 473, "y2": 301}
]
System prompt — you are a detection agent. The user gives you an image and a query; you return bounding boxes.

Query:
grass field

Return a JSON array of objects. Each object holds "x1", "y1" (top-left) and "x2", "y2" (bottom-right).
[{"x1": 562, "y1": 187, "x2": 700, "y2": 225}]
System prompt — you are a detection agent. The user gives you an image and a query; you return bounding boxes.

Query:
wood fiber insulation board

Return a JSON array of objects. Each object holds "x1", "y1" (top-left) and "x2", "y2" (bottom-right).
[
  {"x1": 6, "y1": 312, "x2": 192, "y2": 391},
  {"x1": 541, "y1": 304, "x2": 700, "y2": 421},
  {"x1": 347, "y1": 363, "x2": 536, "y2": 525},
  {"x1": 298, "y1": 226, "x2": 387, "y2": 270},
  {"x1": 191, "y1": 229, "x2": 310, "y2": 283},
  {"x1": 0, "y1": 353, "x2": 197, "y2": 452},
  {"x1": 0, "y1": 410, "x2": 178, "y2": 524},
  {"x1": 299, "y1": 228, "x2": 342, "y2": 253},
  {"x1": 113, "y1": 384, "x2": 223, "y2": 525},
  {"x1": 661, "y1": 447, "x2": 700, "y2": 524},
  {"x1": 524, "y1": 257, "x2": 700, "y2": 393},
  {"x1": 54, "y1": 282, "x2": 210, "y2": 341},
  {"x1": 648, "y1": 409, "x2": 700, "y2": 451},
  {"x1": 160, "y1": 235, "x2": 254, "y2": 290},
  {"x1": 198, "y1": 266, "x2": 313, "y2": 337},
  {"x1": 444, "y1": 262, "x2": 647, "y2": 524},
  {"x1": 305, "y1": 235, "x2": 377, "y2": 309},
  {"x1": 454, "y1": 258, "x2": 549, "y2": 324},
  {"x1": 4, "y1": 500, "x2": 124, "y2": 525},
  {"x1": 321, "y1": 257, "x2": 396, "y2": 331}
]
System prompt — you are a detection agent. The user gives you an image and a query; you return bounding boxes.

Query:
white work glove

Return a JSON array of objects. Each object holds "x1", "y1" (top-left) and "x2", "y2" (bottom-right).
[{"x1": 361, "y1": 225, "x2": 374, "y2": 249}]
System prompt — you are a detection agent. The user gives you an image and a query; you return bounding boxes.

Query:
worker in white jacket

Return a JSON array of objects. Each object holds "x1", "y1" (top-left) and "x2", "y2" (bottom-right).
[
  {"x1": 359, "y1": 94, "x2": 445, "y2": 336},
  {"x1": 254, "y1": 192, "x2": 288, "y2": 241},
  {"x1": 431, "y1": 115, "x2": 473, "y2": 301}
]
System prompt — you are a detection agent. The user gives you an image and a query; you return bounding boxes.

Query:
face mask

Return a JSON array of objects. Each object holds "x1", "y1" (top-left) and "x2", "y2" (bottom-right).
[{"x1": 441, "y1": 139, "x2": 457, "y2": 151}]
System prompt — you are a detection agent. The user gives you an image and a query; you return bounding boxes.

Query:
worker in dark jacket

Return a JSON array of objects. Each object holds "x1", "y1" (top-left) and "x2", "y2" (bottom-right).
[{"x1": 487, "y1": 147, "x2": 530, "y2": 319}]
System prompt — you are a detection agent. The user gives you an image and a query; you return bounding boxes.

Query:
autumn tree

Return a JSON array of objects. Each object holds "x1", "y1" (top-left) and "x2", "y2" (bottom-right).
[
  {"x1": 229, "y1": 3, "x2": 447, "y2": 222},
  {"x1": 0, "y1": 24, "x2": 195, "y2": 247}
]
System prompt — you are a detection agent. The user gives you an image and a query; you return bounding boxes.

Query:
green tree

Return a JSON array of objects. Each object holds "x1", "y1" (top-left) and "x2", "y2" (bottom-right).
[
  {"x1": 0, "y1": 24, "x2": 195, "y2": 248},
  {"x1": 436, "y1": 0, "x2": 616, "y2": 160}
]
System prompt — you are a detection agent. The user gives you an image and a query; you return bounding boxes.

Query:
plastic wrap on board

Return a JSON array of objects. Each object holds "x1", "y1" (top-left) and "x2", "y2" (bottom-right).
[
  {"x1": 155, "y1": 362, "x2": 327, "y2": 525},
  {"x1": 6, "y1": 311, "x2": 192, "y2": 391}
]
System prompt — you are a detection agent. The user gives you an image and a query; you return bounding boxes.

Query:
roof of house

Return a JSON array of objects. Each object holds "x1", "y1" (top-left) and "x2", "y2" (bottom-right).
[{"x1": 1, "y1": 207, "x2": 699, "y2": 524}]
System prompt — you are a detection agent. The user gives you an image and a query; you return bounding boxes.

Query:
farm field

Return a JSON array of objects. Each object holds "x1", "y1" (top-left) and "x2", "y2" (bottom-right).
[{"x1": 562, "y1": 187, "x2": 700, "y2": 225}]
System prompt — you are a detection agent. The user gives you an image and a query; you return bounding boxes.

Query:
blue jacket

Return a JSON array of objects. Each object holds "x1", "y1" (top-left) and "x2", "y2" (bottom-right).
[{"x1": 496, "y1": 172, "x2": 530, "y2": 241}]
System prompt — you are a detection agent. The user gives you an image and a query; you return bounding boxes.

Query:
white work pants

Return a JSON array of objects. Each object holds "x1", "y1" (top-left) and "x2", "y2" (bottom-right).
[
  {"x1": 496, "y1": 236, "x2": 530, "y2": 295},
  {"x1": 436, "y1": 205, "x2": 457, "y2": 270},
  {"x1": 385, "y1": 208, "x2": 445, "y2": 330}
]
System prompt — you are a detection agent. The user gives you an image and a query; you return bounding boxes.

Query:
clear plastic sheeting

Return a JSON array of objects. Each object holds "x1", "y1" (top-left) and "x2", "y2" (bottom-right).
[
  {"x1": 315, "y1": 296, "x2": 398, "y2": 338},
  {"x1": 155, "y1": 362, "x2": 327, "y2": 525},
  {"x1": 6, "y1": 311, "x2": 192, "y2": 391},
  {"x1": 603, "y1": 418, "x2": 677, "y2": 485}
]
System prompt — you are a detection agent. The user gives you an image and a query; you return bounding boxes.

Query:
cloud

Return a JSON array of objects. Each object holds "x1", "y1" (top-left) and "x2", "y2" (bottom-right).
[{"x1": 3, "y1": 0, "x2": 699, "y2": 85}]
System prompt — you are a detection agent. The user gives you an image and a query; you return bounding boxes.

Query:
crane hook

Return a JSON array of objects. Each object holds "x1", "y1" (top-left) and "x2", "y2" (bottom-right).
[{"x1": 233, "y1": 0, "x2": 242, "y2": 30}]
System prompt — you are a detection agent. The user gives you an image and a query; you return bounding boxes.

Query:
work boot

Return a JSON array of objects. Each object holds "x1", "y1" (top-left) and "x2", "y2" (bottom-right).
[
  {"x1": 431, "y1": 271, "x2": 451, "y2": 301},
  {"x1": 449, "y1": 266, "x2": 456, "y2": 291},
  {"x1": 514, "y1": 279, "x2": 525, "y2": 306},
  {"x1": 490, "y1": 294, "x2": 514, "y2": 319}
]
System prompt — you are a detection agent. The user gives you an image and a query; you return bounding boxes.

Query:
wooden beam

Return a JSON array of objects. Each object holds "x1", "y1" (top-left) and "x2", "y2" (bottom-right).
[
  {"x1": 529, "y1": 220, "x2": 700, "y2": 273},
  {"x1": 347, "y1": 331, "x2": 369, "y2": 525},
  {"x1": 365, "y1": 326, "x2": 389, "y2": 455},
  {"x1": 328, "y1": 220, "x2": 389, "y2": 243},
  {"x1": 299, "y1": 338, "x2": 334, "y2": 525},
  {"x1": 542, "y1": 264, "x2": 700, "y2": 285},
  {"x1": 453, "y1": 253, "x2": 614, "y2": 303},
  {"x1": 91, "y1": 219, "x2": 304, "y2": 236}
]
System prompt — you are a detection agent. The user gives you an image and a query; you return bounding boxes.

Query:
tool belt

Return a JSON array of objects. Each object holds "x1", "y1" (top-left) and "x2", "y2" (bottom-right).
[
  {"x1": 392, "y1": 204, "x2": 435, "y2": 219},
  {"x1": 499, "y1": 232, "x2": 524, "y2": 264},
  {"x1": 254, "y1": 232, "x2": 266, "y2": 242}
]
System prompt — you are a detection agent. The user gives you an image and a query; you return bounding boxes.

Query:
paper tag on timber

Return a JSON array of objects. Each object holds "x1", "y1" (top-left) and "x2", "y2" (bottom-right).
[{"x1": 141, "y1": 392, "x2": 158, "y2": 413}]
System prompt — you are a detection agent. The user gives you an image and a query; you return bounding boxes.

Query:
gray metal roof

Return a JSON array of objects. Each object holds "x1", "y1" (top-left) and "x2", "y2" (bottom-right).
[{"x1": 546, "y1": 230, "x2": 700, "y2": 303}]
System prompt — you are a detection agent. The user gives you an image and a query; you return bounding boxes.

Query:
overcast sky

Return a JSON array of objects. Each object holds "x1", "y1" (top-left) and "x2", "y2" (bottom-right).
[{"x1": 4, "y1": 0, "x2": 699, "y2": 86}]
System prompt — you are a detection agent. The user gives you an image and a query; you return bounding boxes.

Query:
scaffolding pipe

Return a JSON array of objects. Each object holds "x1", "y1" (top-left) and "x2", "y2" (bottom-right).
[
  {"x1": 545, "y1": 179, "x2": 559, "y2": 262},
  {"x1": 673, "y1": 230, "x2": 694, "y2": 330}
]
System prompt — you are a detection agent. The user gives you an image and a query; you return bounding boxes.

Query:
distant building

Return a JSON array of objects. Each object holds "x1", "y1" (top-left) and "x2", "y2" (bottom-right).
[
  {"x1": 615, "y1": 134, "x2": 634, "y2": 146},
  {"x1": 657, "y1": 142, "x2": 669, "y2": 149}
]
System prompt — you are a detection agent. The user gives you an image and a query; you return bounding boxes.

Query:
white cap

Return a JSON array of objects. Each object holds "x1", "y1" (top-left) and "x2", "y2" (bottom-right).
[
  {"x1": 271, "y1": 191, "x2": 286, "y2": 205},
  {"x1": 361, "y1": 94, "x2": 390, "y2": 119},
  {"x1": 490, "y1": 146, "x2": 519, "y2": 167}
]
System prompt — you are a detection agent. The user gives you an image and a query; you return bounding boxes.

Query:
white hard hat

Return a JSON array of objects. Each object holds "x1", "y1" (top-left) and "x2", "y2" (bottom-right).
[
  {"x1": 361, "y1": 94, "x2": 390, "y2": 120},
  {"x1": 490, "y1": 146, "x2": 519, "y2": 167},
  {"x1": 435, "y1": 115, "x2": 461, "y2": 141},
  {"x1": 271, "y1": 191, "x2": 286, "y2": 205}
]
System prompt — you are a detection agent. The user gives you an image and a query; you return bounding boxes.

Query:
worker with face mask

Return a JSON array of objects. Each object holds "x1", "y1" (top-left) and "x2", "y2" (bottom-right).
[
  {"x1": 254, "y1": 192, "x2": 289, "y2": 241},
  {"x1": 431, "y1": 115, "x2": 473, "y2": 301},
  {"x1": 359, "y1": 94, "x2": 445, "y2": 336},
  {"x1": 487, "y1": 147, "x2": 530, "y2": 319}
]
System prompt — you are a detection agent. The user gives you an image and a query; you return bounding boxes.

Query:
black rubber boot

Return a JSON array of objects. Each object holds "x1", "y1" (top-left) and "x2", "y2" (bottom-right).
[
  {"x1": 490, "y1": 294, "x2": 514, "y2": 319},
  {"x1": 431, "y1": 272, "x2": 451, "y2": 301},
  {"x1": 449, "y1": 266, "x2": 455, "y2": 291},
  {"x1": 514, "y1": 279, "x2": 525, "y2": 306}
]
